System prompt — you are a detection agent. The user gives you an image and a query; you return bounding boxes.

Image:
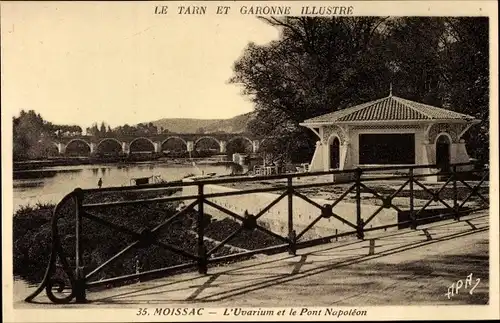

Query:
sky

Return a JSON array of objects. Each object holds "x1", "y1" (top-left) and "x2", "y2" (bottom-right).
[{"x1": 1, "y1": 2, "x2": 280, "y2": 129}]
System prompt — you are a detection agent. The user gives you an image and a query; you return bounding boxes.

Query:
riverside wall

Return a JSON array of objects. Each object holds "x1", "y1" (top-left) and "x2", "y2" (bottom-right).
[{"x1": 182, "y1": 180, "x2": 398, "y2": 240}]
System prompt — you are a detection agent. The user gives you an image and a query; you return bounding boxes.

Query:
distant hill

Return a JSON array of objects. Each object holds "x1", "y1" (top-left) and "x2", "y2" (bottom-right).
[{"x1": 146, "y1": 112, "x2": 253, "y2": 134}]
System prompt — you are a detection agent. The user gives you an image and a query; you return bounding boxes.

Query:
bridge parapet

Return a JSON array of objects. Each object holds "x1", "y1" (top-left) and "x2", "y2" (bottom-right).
[{"x1": 52, "y1": 133, "x2": 267, "y2": 155}]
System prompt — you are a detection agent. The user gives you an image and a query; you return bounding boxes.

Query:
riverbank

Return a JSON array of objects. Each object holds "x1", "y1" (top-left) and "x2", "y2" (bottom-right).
[
  {"x1": 13, "y1": 188, "x2": 283, "y2": 287},
  {"x1": 13, "y1": 156, "x2": 235, "y2": 171}
]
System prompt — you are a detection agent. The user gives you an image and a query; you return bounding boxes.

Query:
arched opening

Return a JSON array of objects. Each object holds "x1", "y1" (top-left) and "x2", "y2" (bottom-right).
[
  {"x1": 47, "y1": 143, "x2": 59, "y2": 158},
  {"x1": 65, "y1": 140, "x2": 91, "y2": 157},
  {"x1": 96, "y1": 138, "x2": 122, "y2": 156},
  {"x1": 129, "y1": 138, "x2": 154, "y2": 154},
  {"x1": 329, "y1": 137, "x2": 340, "y2": 169},
  {"x1": 227, "y1": 137, "x2": 253, "y2": 155},
  {"x1": 194, "y1": 137, "x2": 220, "y2": 157},
  {"x1": 161, "y1": 137, "x2": 188, "y2": 157},
  {"x1": 436, "y1": 134, "x2": 451, "y2": 172}
]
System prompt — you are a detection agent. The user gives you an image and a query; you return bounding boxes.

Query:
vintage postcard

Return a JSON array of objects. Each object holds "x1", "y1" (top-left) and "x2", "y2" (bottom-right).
[{"x1": 2, "y1": 0, "x2": 499, "y2": 321}]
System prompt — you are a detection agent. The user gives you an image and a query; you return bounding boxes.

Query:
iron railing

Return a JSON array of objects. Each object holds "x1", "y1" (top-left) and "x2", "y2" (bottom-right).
[{"x1": 24, "y1": 162, "x2": 489, "y2": 304}]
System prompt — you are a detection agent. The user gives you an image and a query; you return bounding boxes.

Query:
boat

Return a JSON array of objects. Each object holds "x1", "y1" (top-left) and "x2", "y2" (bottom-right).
[{"x1": 129, "y1": 175, "x2": 165, "y2": 186}]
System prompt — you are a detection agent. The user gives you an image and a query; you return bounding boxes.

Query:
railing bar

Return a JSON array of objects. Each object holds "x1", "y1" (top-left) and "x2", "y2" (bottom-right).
[
  {"x1": 296, "y1": 215, "x2": 324, "y2": 241},
  {"x1": 86, "y1": 262, "x2": 198, "y2": 287},
  {"x1": 206, "y1": 227, "x2": 244, "y2": 256},
  {"x1": 363, "y1": 205, "x2": 385, "y2": 228},
  {"x1": 292, "y1": 191, "x2": 324, "y2": 210},
  {"x1": 83, "y1": 212, "x2": 199, "y2": 263},
  {"x1": 208, "y1": 243, "x2": 290, "y2": 263},
  {"x1": 292, "y1": 180, "x2": 355, "y2": 190},
  {"x1": 204, "y1": 186, "x2": 287, "y2": 199},
  {"x1": 85, "y1": 241, "x2": 140, "y2": 280},
  {"x1": 151, "y1": 200, "x2": 197, "y2": 232},
  {"x1": 413, "y1": 179, "x2": 436, "y2": 197},
  {"x1": 254, "y1": 191, "x2": 288, "y2": 220},
  {"x1": 83, "y1": 194, "x2": 200, "y2": 209},
  {"x1": 82, "y1": 211, "x2": 141, "y2": 237},
  {"x1": 328, "y1": 211, "x2": 358, "y2": 230},
  {"x1": 79, "y1": 163, "x2": 476, "y2": 194},
  {"x1": 390, "y1": 204, "x2": 405, "y2": 214},
  {"x1": 295, "y1": 229, "x2": 359, "y2": 248},
  {"x1": 359, "y1": 182, "x2": 384, "y2": 200},
  {"x1": 330, "y1": 184, "x2": 356, "y2": 208},
  {"x1": 459, "y1": 173, "x2": 489, "y2": 208},
  {"x1": 82, "y1": 172, "x2": 486, "y2": 211},
  {"x1": 87, "y1": 205, "x2": 487, "y2": 288},
  {"x1": 254, "y1": 225, "x2": 290, "y2": 244},
  {"x1": 458, "y1": 179, "x2": 489, "y2": 203},
  {"x1": 156, "y1": 241, "x2": 200, "y2": 261},
  {"x1": 414, "y1": 198, "x2": 434, "y2": 217},
  {"x1": 203, "y1": 200, "x2": 245, "y2": 222},
  {"x1": 389, "y1": 179, "x2": 410, "y2": 199}
]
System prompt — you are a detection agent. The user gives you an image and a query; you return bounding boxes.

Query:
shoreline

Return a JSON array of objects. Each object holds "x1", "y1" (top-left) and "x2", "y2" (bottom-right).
[{"x1": 13, "y1": 156, "x2": 237, "y2": 171}]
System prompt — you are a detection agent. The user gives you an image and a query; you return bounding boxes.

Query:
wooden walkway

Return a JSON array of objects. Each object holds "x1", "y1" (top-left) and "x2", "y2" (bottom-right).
[{"x1": 16, "y1": 210, "x2": 489, "y2": 308}]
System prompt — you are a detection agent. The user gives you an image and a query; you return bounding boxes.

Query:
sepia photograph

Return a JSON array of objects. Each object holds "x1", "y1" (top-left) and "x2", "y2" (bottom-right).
[{"x1": 1, "y1": 1, "x2": 498, "y2": 321}]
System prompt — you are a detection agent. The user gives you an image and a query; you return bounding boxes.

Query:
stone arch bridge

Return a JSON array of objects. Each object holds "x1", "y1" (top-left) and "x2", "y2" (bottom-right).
[{"x1": 53, "y1": 133, "x2": 266, "y2": 155}]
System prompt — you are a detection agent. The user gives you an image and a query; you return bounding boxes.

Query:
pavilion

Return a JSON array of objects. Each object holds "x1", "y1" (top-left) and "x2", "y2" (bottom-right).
[{"x1": 299, "y1": 91, "x2": 480, "y2": 174}]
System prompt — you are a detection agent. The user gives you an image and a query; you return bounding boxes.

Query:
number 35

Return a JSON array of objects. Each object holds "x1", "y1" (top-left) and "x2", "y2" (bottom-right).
[{"x1": 137, "y1": 308, "x2": 148, "y2": 316}]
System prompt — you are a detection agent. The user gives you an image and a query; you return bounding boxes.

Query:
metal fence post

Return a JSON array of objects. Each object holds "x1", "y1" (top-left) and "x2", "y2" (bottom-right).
[
  {"x1": 355, "y1": 168, "x2": 364, "y2": 240},
  {"x1": 197, "y1": 184, "x2": 207, "y2": 274},
  {"x1": 453, "y1": 165, "x2": 459, "y2": 221},
  {"x1": 287, "y1": 176, "x2": 296, "y2": 255},
  {"x1": 409, "y1": 168, "x2": 416, "y2": 229},
  {"x1": 73, "y1": 188, "x2": 86, "y2": 303}
]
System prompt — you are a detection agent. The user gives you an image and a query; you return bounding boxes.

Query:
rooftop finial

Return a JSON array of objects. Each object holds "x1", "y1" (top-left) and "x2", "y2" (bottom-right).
[{"x1": 389, "y1": 82, "x2": 393, "y2": 97}]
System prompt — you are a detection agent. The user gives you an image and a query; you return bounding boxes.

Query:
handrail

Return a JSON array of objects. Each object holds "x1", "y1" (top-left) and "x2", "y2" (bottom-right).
[
  {"x1": 79, "y1": 162, "x2": 480, "y2": 194},
  {"x1": 24, "y1": 163, "x2": 488, "y2": 304}
]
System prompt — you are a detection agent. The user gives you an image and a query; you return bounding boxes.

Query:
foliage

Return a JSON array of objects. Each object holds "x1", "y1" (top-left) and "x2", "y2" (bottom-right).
[
  {"x1": 12, "y1": 189, "x2": 276, "y2": 285},
  {"x1": 230, "y1": 17, "x2": 490, "y2": 163},
  {"x1": 13, "y1": 110, "x2": 82, "y2": 160}
]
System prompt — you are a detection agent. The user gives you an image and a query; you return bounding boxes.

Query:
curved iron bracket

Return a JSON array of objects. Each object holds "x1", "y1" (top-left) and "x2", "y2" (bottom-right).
[{"x1": 25, "y1": 192, "x2": 78, "y2": 304}]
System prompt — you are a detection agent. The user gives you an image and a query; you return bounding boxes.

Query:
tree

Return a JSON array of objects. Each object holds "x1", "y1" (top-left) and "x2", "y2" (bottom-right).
[
  {"x1": 230, "y1": 17, "x2": 490, "y2": 163},
  {"x1": 230, "y1": 16, "x2": 392, "y2": 162}
]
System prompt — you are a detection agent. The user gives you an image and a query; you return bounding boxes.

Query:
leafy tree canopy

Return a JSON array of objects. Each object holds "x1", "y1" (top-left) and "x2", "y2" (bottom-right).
[{"x1": 230, "y1": 17, "x2": 489, "y2": 163}]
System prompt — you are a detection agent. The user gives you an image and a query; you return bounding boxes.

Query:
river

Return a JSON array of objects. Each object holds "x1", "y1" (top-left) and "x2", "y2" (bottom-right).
[{"x1": 12, "y1": 161, "x2": 237, "y2": 211}]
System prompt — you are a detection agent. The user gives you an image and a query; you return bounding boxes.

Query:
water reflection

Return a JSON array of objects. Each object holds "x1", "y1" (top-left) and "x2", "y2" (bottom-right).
[{"x1": 13, "y1": 162, "x2": 237, "y2": 212}]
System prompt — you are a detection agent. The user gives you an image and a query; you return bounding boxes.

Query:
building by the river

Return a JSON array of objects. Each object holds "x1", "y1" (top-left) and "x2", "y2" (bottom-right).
[{"x1": 300, "y1": 91, "x2": 480, "y2": 173}]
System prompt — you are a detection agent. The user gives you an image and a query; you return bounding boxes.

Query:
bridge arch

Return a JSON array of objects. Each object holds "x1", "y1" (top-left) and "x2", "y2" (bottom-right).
[
  {"x1": 227, "y1": 136, "x2": 253, "y2": 147},
  {"x1": 129, "y1": 137, "x2": 155, "y2": 147},
  {"x1": 97, "y1": 138, "x2": 122, "y2": 147},
  {"x1": 194, "y1": 136, "x2": 221, "y2": 150},
  {"x1": 161, "y1": 136, "x2": 188, "y2": 147},
  {"x1": 129, "y1": 137, "x2": 155, "y2": 153},
  {"x1": 65, "y1": 139, "x2": 91, "y2": 149},
  {"x1": 96, "y1": 138, "x2": 123, "y2": 155},
  {"x1": 226, "y1": 136, "x2": 254, "y2": 154},
  {"x1": 64, "y1": 139, "x2": 91, "y2": 156}
]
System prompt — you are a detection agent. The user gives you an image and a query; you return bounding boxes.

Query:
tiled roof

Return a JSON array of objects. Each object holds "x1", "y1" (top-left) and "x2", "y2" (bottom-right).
[{"x1": 302, "y1": 95, "x2": 476, "y2": 124}]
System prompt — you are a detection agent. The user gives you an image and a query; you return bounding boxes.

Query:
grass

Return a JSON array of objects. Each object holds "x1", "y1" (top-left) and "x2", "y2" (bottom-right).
[{"x1": 13, "y1": 188, "x2": 283, "y2": 287}]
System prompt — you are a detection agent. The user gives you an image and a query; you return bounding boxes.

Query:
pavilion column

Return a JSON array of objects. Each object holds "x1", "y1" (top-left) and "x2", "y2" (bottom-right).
[
  {"x1": 452, "y1": 139, "x2": 473, "y2": 171},
  {"x1": 308, "y1": 141, "x2": 324, "y2": 172},
  {"x1": 416, "y1": 140, "x2": 434, "y2": 177},
  {"x1": 322, "y1": 141, "x2": 329, "y2": 171}
]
